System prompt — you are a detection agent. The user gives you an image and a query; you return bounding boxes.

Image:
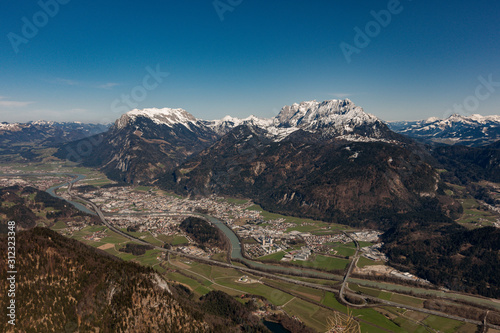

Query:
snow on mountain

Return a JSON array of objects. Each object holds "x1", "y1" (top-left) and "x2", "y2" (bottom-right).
[
  {"x1": 205, "y1": 99, "x2": 391, "y2": 142},
  {"x1": 274, "y1": 99, "x2": 395, "y2": 142},
  {"x1": 0, "y1": 123, "x2": 22, "y2": 131},
  {"x1": 276, "y1": 99, "x2": 381, "y2": 132},
  {"x1": 388, "y1": 113, "x2": 500, "y2": 146},
  {"x1": 115, "y1": 99, "x2": 396, "y2": 143},
  {"x1": 116, "y1": 107, "x2": 199, "y2": 129},
  {"x1": 398, "y1": 113, "x2": 500, "y2": 132},
  {"x1": 276, "y1": 99, "x2": 377, "y2": 128},
  {"x1": 207, "y1": 115, "x2": 265, "y2": 134}
]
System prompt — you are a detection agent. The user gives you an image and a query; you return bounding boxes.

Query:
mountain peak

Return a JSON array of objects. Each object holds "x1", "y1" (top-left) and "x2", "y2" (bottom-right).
[
  {"x1": 116, "y1": 107, "x2": 197, "y2": 129},
  {"x1": 276, "y1": 98, "x2": 380, "y2": 130}
]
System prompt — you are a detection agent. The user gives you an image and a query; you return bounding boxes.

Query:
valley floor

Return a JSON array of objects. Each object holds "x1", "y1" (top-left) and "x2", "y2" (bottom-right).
[{"x1": 1, "y1": 161, "x2": 500, "y2": 332}]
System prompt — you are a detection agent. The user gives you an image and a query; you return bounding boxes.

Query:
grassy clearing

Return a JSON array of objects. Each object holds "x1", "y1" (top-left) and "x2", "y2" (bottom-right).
[
  {"x1": 257, "y1": 251, "x2": 286, "y2": 261},
  {"x1": 132, "y1": 249, "x2": 162, "y2": 266},
  {"x1": 166, "y1": 272, "x2": 203, "y2": 290},
  {"x1": 211, "y1": 252, "x2": 228, "y2": 263},
  {"x1": 423, "y1": 315, "x2": 464, "y2": 333},
  {"x1": 158, "y1": 235, "x2": 189, "y2": 246},
  {"x1": 321, "y1": 292, "x2": 406, "y2": 333},
  {"x1": 245, "y1": 204, "x2": 347, "y2": 231},
  {"x1": 264, "y1": 279, "x2": 324, "y2": 302},
  {"x1": 283, "y1": 298, "x2": 327, "y2": 332},
  {"x1": 194, "y1": 286, "x2": 212, "y2": 295},
  {"x1": 215, "y1": 277, "x2": 293, "y2": 306},
  {"x1": 291, "y1": 255, "x2": 349, "y2": 271},
  {"x1": 133, "y1": 186, "x2": 152, "y2": 192},
  {"x1": 457, "y1": 198, "x2": 498, "y2": 228},
  {"x1": 82, "y1": 179, "x2": 114, "y2": 186},
  {"x1": 390, "y1": 293, "x2": 424, "y2": 308},
  {"x1": 224, "y1": 197, "x2": 249, "y2": 205},
  {"x1": 357, "y1": 256, "x2": 384, "y2": 268},
  {"x1": 142, "y1": 234, "x2": 164, "y2": 246},
  {"x1": 329, "y1": 242, "x2": 356, "y2": 257},
  {"x1": 51, "y1": 220, "x2": 67, "y2": 230}
]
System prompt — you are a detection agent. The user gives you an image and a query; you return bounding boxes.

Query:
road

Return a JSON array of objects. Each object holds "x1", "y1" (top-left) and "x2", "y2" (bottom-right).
[
  {"x1": 339, "y1": 231, "x2": 362, "y2": 307},
  {"x1": 65, "y1": 178, "x2": 500, "y2": 331}
]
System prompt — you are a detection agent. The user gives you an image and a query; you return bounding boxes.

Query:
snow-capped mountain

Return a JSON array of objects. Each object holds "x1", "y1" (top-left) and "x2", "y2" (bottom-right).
[
  {"x1": 389, "y1": 113, "x2": 500, "y2": 146},
  {"x1": 116, "y1": 107, "x2": 201, "y2": 131},
  {"x1": 205, "y1": 115, "x2": 274, "y2": 136},
  {"x1": 275, "y1": 99, "x2": 395, "y2": 141},
  {"x1": 206, "y1": 99, "x2": 398, "y2": 142},
  {"x1": 277, "y1": 99, "x2": 375, "y2": 128},
  {"x1": 0, "y1": 121, "x2": 109, "y2": 146},
  {"x1": 58, "y1": 107, "x2": 218, "y2": 184},
  {"x1": 57, "y1": 99, "x2": 404, "y2": 184}
]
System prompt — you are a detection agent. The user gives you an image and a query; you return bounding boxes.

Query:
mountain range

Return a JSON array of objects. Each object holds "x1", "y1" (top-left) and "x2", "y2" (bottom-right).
[
  {"x1": 57, "y1": 99, "x2": 410, "y2": 185},
  {"x1": 0, "y1": 120, "x2": 109, "y2": 146},
  {"x1": 389, "y1": 113, "x2": 500, "y2": 147},
  {"x1": 56, "y1": 99, "x2": 463, "y2": 227},
  {"x1": 6, "y1": 99, "x2": 500, "y2": 299}
]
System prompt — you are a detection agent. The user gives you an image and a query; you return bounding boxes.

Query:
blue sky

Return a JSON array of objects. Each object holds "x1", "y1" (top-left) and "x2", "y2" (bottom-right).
[{"x1": 1, "y1": 0, "x2": 499, "y2": 123}]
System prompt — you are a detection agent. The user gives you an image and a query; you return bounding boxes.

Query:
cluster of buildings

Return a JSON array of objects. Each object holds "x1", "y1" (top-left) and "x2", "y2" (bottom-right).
[
  {"x1": 389, "y1": 269, "x2": 430, "y2": 284},
  {"x1": 360, "y1": 243, "x2": 388, "y2": 261},
  {"x1": 108, "y1": 215, "x2": 185, "y2": 237},
  {"x1": 83, "y1": 230, "x2": 108, "y2": 242},
  {"x1": 0, "y1": 174, "x2": 72, "y2": 191},
  {"x1": 281, "y1": 247, "x2": 312, "y2": 262},
  {"x1": 303, "y1": 233, "x2": 351, "y2": 253},
  {"x1": 350, "y1": 230, "x2": 383, "y2": 242},
  {"x1": 176, "y1": 245, "x2": 209, "y2": 257}
]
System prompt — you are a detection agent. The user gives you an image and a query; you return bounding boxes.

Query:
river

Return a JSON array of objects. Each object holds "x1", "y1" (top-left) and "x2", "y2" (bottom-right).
[{"x1": 33, "y1": 173, "x2": 500, "y2": 311}]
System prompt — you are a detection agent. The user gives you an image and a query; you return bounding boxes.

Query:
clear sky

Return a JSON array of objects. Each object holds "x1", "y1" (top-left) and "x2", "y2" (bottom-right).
[{"x1": 1, "y1": 0, "x2": 499, "y2": 123}]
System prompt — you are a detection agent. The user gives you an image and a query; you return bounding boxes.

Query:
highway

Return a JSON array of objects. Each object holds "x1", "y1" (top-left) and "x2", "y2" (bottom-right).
[
  {"x1": 339, "y1": 231, "x2": 363, "y2": 307},
  {"x1": 64, "y1": 177, "x2": 500, "y2": 331}
]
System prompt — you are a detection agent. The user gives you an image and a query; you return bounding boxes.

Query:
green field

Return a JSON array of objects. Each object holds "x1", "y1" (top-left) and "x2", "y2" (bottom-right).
[
  {"x1": 291, "y1": 255, "x2": 349, "y2": 271},
  {"x1": 211, "y1": 252, "x2": 228, "y2": 263},
  {"x1": 348, "y1": 283, "x2": 424, "y2": 308},
  {"x1": 329, "y1": 242, "x2": 356, "y2": 257},
  {"x1": 100, "y1": 233, "x2": 130, "y2": 244},
  {"x1": 223, "y1": 197, "x2": 250, "y2": 205},
  {"x1": 157, "y1": 234, "x2": 189, "y2": 245},
  {"x1": 133, "y1": 186, "x2": 152, "y2": 192},
  {"x1": 321, "y1": 292, "x2": 406, "y2": 333},
  {"x1": 215, "y1": 276, "x2": 293, "y2": 305},
  {"x1": 357, "y1": 256, "x2": 385, "y2": 268},
  {"x1": 258, "y1": 251, "x2": 286, "y2": 261},
  {"x1": 245, "y1": 204, "x2": 347, "y2": 231},
  {"x1": 51, "y1": 220, "x2": 68, "y2": 230}
]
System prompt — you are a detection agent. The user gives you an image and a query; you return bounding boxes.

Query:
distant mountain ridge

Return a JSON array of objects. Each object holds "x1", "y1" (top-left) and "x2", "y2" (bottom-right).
[
  {"x1": 389, "y1": 113, "x2": 500, "y2": 146},
  {"x1": 0, "y1": 120, "x2": 109, "y2": 146},
  {"x1": 57, "y1": 99, "x2": 406, "y2": 184}
]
